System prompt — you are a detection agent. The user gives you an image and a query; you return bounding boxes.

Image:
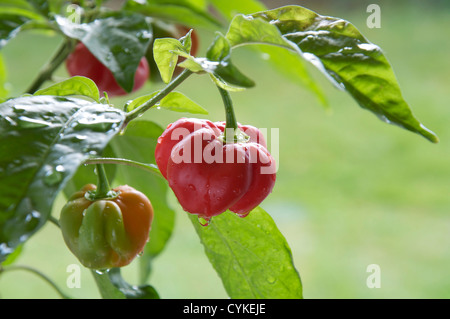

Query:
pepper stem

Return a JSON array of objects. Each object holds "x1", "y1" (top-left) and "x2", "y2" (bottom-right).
[
  {"x1": 217, "y1": 86, "x2": 238, "y2": 142},
  {"x1": 217, "y1": 86, "x2": 238, "y2": 131},
  {"x1": 124, "y1": 69, "x2": 193, "y2": 126},
  {"x1": 95, "y1": 164, "x2": 110, "y2": 198},
  {"x1": 85, "y1": 164, "x2": 119, "y2": 201},
  {"x1": 217, "y1": 86, "x2": 249, "y2": 143},
  {"x1": 25, "y1": 38, "x2": 76, "y2": 94}
]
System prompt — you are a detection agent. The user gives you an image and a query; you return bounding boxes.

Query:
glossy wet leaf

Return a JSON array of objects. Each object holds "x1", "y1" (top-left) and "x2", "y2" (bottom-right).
[
  {"x1": 225, "y1": 6, "x2": 438, "y2": 143},
  {"x1": 0, "y1": 0, "x2": 49, "y2": 49},
  {"x1": 256, "y1": 45, "x2": 328, "y2": 107},
  {"x1": 0, "y1": 95, "x2": 125, "y2": 262},
  {"x1": 207, "y1": 1, "x2": 326, "y2": 104},
  {"x1": 190, "y1": 208, "x2": 302, "y2": 299},
  {"x1": 26, "y1": 0, "x2": 63, "y2": 17},
  {"x1": 153, "y1": 34, "x2": 191, "y2": 84},
  {"x1": 176, "y1": 32, "x2": 255, "y2": 91},
  {"x1": 0, "y1": 0, "x2": 44, "y2": 19},
  {"x1": 34, "y1": 76, "x2": 101, "y2": 102},
  {"x1": 206, "y1": 32, "x2": 255, "y2": 90},
  {"x1": 108, "y1": 120, "x2": 175, "y2": 284},
  {"x1": 92, "y1": 268, "x2": 159, "y2": 299},
  {"x1": 0, "y1": 14, "x2": 32, "y2": 49},
  {"x1": 0, "y1": 54, "x2": 8, "y2": 100},
  {"x1": 126, "y1": 91, "x2": 207, "y2": 115},
  {"x1": 55, "y1": 12, "x2": 152, "y2": 93},
  {"x1": 1, "y1": 244, "x2": 22, "y2": 266},
  {"x1": 123, "y1": 0, "x2": 221, "y2": 29},
  {"x1": 208, "y1": 0, "x2": 266, "y2": 21}
]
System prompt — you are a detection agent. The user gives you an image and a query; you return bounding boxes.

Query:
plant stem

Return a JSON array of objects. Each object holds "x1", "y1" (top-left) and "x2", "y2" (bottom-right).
[
  {"x1": 48, "y1": 215, "x2": 60, "y2": 228},
  {"x1": 85, "y1": 157, "x2": 162, "y2": 178},
  {"x1": 95, "y1": 163, "x2": 111, "y2": 198},
  {"x1": 25, "y1": 38, "x2": 75, "y2": 94},
  {"x1": 91, "y1": 269, "x2": 126, "y2": 299},
  {"x1": 0, "y1": 265, "x2": 71, "y2": 299},
  {"x1": 217, "y1": 86, "x2": 240, "y2": 142},
  {"x1": 124, "y1": 69, "x2": 193, "y2": 125},
  {"x1": 217, "y1": 86, "x2": 238, "y2": 131}
]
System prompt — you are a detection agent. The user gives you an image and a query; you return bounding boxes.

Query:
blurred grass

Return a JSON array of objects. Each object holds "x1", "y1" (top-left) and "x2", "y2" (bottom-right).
[{"x1": 1, "y1": 1, "x2": 450, "y2": 298}]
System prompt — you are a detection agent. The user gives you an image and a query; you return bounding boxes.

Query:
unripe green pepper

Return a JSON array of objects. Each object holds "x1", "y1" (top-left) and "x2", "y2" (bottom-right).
[{"x1": 60, "y1": 184, "x2": 154, "y2": 269}]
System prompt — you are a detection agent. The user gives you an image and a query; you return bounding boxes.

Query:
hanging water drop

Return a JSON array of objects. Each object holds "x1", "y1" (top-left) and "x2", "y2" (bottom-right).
[
  {"x1": 43, "y1": 166, "x2": 63, "y2": 186},
  {"x1": 198, "y1": 216, "x2": 211, "y2": 226},
  {"x1": 236, "y1": 212, "x2": 250, "y2": 218},
  {"x1": 94, "y1": 268, "x2": 110, "y2": 275}
]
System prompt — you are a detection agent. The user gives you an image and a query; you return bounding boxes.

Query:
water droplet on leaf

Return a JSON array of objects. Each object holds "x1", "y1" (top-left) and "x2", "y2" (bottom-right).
[
  {"x1": 267, "y1": 276, "x2": 277, "y2": 284},
  {"x1": 0, "y1": 243, "x2": 15, "y2": 256},
  {"x1": 4, "y1": 116, "x2": 17, "y2": 126},
  {"x1": 17, "y1": 116, "x2": 52, "y2": 129},
  {"x1": 44, "y1": 166, "x2": 63, "y2": 186}
]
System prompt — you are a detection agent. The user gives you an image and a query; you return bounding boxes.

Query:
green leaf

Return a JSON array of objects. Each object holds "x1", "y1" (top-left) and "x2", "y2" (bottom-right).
[
  {"x1": 0, "y1": 0, "x2": 50, "y2": 49},
  {"x1": 254, "y1": 45, "x2": 328, "y2": 108},
  {"x1": 226, "y1": 6, "x2": 438, "y2": 143},
  {"x1": 26, "y1": 0, "x2": 53, "y2": 17},
  {"x1": 123, "y1": 0, "x2": 221, "y2": 29},
  {"x1": 211, "y1": 64, "x2": 255, "y2": 91},
  {"x1": 154, "y1": 30, "x2": 254, "y2": 91},
  {"x1": 190, "y1": 208, "x2": 303, "y2": 299},
  {"x1": 226, "y1": 14, "x2": 289, "y2": 48},
  {"x1": 153, "y1": 35, "x2": 191, "y2": 83},
  {"x1": 0, "y1": 95, "x2": 125, "y2": 262},
  {"x1": 126, "y1": 91, "x2": 208, "y2": 115},
  {"x1": 0, "y1": 15, "x2": 26, "y2": 49},
  {"x1": 55, "y1": 12, "x2": 152, "y2": 93},
  {"x1": 206, "y1": 32, "x2": 255, "y2": 90},
  {"x1": 91, "y1": 269, "x2": 126, "y2": 299},
  {"x1": 176, "y1": 55, "x2": 204, "y2": 73},
  {"x1": 206, "y1": 32, "x2": 231, "y2": 61},
  {"x1": 224, "y1": 14, "x2": 325, "y2": 96},
  {"x1": 33, "y1": 76, "x2": 100, "y2": 102},
  {"x1": 108, "y1": 120, "x2": 175, "y2": 284},
  {"x1": 0, "y1": 53, "x2": 9, "y2": 100},
  {"x1": 209, "y1": 73, "x2": 246, "y2": 92},
  {"x1": 92, "y1": 268, "x2": 159, "y2": 299},
  {"x1": 1, "y1": 244, "x2": 22, "y2": 266},
  {"x1": 0, "y1": 0, "x2": 44, "y2": 20},
  {"x1": 208, "y1": 0, "x2": 266, "y2": 21},
  {"x1": 174, "y1": 32, "x2": 255, "y2": 92}
]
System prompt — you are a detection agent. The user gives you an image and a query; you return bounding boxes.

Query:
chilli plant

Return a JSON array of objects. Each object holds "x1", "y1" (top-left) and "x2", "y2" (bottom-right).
[{"x1": 0, "y1": 0, "x2": 438, "y2": 299}]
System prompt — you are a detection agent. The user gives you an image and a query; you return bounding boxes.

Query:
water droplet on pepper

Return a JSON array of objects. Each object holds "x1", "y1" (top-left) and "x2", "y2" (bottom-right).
[{"x1": 198, "y1": 216, "x2": 211, "y2": 226}]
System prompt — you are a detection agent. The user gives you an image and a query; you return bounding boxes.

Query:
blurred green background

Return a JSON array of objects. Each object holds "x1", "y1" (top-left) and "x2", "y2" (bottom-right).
[{"x1": 1, "y1": 0, "x2": 450, "y2": 298}]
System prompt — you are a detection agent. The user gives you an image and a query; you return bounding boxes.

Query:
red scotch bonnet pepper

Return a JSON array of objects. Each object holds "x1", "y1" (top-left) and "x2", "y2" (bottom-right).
[
  {"x1": 155, "y1": 118, "x2": 276, "y2": 223},
  {"x1": 66, "y1": 42, "x2": 149, "y2": 97}
]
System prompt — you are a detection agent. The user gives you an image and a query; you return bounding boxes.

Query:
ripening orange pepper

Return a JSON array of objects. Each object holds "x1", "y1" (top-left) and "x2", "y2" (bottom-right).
[{"x1": 59, "y1": 184, "x2": 153, "y2": 269}]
